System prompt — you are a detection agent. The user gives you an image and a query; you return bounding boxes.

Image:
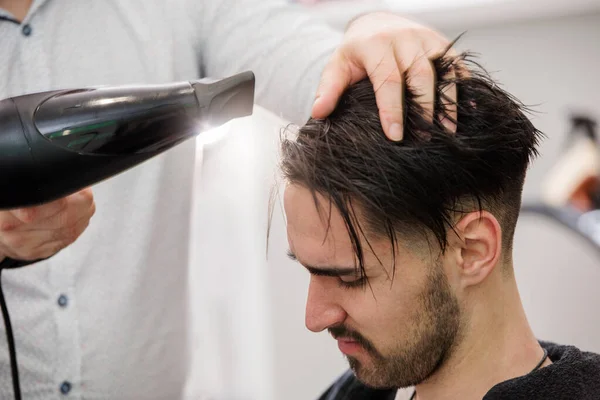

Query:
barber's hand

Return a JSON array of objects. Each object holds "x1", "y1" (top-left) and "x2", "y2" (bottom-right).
[
  {"x1": 0, "y1": 188, "x2": 95, "y2": 263},
  {"x1": 312, "y1": 12, "x2": 457, "y2": 141}
]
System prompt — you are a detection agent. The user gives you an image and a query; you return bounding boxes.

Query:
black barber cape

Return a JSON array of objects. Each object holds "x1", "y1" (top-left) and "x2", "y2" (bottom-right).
[{"x1": 318, "y1": 342, "x2": 600, "y2": 400}]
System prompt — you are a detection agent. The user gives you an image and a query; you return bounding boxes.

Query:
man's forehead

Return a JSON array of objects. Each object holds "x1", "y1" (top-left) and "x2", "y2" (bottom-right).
[
  {"x1": 283, "y1": 184, "x2": 394, "y2": 270},
  {"x1": 284, "y1": 184, "x2": 349, "y2": 239},
  {"x1": 284, "y1": 184, "x2": 355, "y2": 262}
]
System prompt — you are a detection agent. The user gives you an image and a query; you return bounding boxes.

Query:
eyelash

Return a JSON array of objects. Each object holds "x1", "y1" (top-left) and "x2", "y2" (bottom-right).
[{"x1": 338, "y1": 277, "x2": 366, "y2": 290}]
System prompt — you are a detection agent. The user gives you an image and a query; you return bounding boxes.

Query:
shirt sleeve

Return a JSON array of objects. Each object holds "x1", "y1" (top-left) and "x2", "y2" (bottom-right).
[{"x1": 187, "y1": 0, "x2": 343, "y2": 124}]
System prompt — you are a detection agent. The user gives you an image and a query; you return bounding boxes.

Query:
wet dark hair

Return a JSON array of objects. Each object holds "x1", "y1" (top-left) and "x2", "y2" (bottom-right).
[{"x1": 280, "y1": 49, "x2": 542, "y2": 277}]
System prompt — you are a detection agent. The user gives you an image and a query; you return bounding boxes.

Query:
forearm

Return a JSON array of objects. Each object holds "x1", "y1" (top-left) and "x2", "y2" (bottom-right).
[{"x1": 196, "y1": 0, "x2": 343, "y2": 124}]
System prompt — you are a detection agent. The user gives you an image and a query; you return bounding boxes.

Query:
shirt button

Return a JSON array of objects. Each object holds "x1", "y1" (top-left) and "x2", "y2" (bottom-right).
[
  {"x1": 60, "y1": 381, "x2": 72, "y2": 395},
  {"x1": 57, "y1": 295, "x2": 68, "y2": 308},
  {"x1": 21, "y1": 24, "x2": 32, "y2": 36}
]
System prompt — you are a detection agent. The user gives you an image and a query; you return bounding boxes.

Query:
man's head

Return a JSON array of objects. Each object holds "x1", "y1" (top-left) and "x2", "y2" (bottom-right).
[{"x1": 280, "y1": 52, "x2": 542, "y2": 389}]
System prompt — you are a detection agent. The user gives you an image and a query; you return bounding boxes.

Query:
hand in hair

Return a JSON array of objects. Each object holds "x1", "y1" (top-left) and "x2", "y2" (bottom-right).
[{"x1": 312, "y1": 12, "x2": 459, "y2": 141}]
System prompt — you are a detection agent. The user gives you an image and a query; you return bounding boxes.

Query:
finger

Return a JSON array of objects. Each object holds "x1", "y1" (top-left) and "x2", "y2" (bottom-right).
[
  {"x1": 0, "y1": 211, "x2": 25, "y2": 232},
  {"x1": 2, "y1": 212, "x2": 92, "y2": 260},
  {"x1": 14, "y1": 188, "x2": 95, "y2": 231},
  {"x1": 405, "y1": 49, "x2": 436, "y2": 123},
  {"x1": 0, "y1": 229, "x2": 43, "y2": 258},
  {"x1": 311, "y1": 50, "x2": 364, "y2": 120},
  {"x1": 0, "y1": 241, "x2": 14, "y2": 260},
  {"x1": 367, "y1": 38, "x2": 444, "y2": 140},
  {"x1": 373, "y1": 72, "x2": 404, "y2": 141},
  {"x1": 30, "y1": 241, "x2": 65, "y2": 260},
  {"x1": 432, "y1": 38, "x2": 460, "y2": 133},
  {"x1": 76, "y1": 187, "x2": 94, "y2": 202},
  {"x1": 49, "y1": 210, "x2": 93, "y2": 244},
  {"x1": 443, "y1": 33, "x2": 471, "y2": 79},
  {"x1": 439, "y1": 65, "x2": 458, "y2": 133},
  {"x1": 11, "y1": 196, "x2": 68, "y2": 224},
  {"x1": 403, "y1": 38, "x2": 460, "y2": 133},
  {"x1": 41, "y1": 213, "x2": 91, "y2": 257},
  {"x1": 366, "y1": 40, "x2": 408, "y2": 141}
]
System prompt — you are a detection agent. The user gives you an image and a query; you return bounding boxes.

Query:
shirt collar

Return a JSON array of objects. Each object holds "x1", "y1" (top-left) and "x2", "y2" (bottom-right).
[
  {"x1": 0, "y1": 0, "x2": 51, "y2": 23},
  {"x1": 0, "y1": 7, "x2": 15, "y2": 20},
  {"x1": 26, "y1": 0, "x2": 51, "y2": 22}
]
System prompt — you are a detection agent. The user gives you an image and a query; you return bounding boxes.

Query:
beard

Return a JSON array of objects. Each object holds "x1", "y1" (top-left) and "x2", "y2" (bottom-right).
[{"x1": 329, "y1": 265, "x2": 462, "y2": 389}]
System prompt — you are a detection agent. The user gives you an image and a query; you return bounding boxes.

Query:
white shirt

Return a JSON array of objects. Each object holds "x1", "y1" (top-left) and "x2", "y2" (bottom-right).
[{"x1": 0, "y1": 1, "x2": 341, "y2": 398}]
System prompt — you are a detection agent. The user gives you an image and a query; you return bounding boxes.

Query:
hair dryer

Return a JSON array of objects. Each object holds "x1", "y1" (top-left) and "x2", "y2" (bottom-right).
[
  {"x1": 0, "y1": 71, "x2": 255, "y2": 210},
  {"x1": 0, "y1": 71, "x2": 255, "y2": 400}
]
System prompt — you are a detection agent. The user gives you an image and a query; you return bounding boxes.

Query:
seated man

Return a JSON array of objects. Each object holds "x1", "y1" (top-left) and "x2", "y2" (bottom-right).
[{"x1": 279, "y1": 50, "x2": 600, "y2": 400}]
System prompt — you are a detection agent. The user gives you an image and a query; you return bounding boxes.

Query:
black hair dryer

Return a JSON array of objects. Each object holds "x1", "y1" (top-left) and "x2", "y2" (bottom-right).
[{"x1": 0, "y1": 71, "x2": 255, "y2": 210}]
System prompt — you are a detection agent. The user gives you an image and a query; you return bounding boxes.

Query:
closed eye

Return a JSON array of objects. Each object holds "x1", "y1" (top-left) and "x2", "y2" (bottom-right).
[
  {"x1": 337, "y1": 276, "x2": 366, "y2": 289},
  {"x1": 287, "y1": 249, "x2": 366, "y2": 289}
]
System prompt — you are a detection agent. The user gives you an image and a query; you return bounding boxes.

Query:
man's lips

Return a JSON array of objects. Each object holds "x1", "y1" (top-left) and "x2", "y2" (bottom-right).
[{"x1": 337, "y1": 338, "x2": 363, "y2": 355}]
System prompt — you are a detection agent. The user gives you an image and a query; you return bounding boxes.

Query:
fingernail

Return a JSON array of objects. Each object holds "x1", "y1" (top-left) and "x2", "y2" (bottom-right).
[
  {"x1": 389, "y1": 123, "x2": 403, "y2": 141},
  {"x1": 312, "y1": 96, "x2": 322, "y2": 110},
  {"x1": 312, "y1": 97, "x2": 327, "y2": 119}
]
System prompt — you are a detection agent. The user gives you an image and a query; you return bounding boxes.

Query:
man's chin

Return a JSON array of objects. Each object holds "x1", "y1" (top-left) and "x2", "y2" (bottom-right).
[
  {"x1": 347, "y1": 356, "x2": 394, "y2": 389},
  {"x1": 347, "y1": 355, "x2": 425, "y2": 390}
]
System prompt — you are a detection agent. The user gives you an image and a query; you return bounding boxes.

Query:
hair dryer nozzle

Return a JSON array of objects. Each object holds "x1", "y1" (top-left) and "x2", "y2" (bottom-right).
[{"x1": 192, "y1": 71, "x2": 255, "y2": 128}]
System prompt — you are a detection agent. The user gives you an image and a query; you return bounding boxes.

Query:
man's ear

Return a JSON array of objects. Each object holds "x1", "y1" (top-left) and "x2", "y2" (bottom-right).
[{"x1": 450, "y1": 211, "x2": 502, "y2": 288}]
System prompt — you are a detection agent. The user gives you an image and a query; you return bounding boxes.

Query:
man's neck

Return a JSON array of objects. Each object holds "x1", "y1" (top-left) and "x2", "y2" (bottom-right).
[
  {"x1": 0, "y1": 0, "x2": 33, "y2": 21},
  {"x1": 413, "y1": 271, "x2": 549, "y2": 400}
]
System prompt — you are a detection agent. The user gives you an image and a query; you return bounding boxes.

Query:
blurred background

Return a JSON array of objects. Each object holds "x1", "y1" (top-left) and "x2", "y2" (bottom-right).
[{"x1": 185, "y1": 1, "x2": 600, "y2": 399}]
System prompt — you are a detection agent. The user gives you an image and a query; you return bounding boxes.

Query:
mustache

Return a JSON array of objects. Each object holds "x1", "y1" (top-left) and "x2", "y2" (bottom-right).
[{"x1": 328, "y1": 325, "x2": 379, "y2": 356}]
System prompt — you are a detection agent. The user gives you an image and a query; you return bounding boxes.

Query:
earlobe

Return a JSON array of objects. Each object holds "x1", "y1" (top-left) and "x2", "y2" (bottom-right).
[{"x1": 454, "y1": 211, "x2": 502, "y2": 287}]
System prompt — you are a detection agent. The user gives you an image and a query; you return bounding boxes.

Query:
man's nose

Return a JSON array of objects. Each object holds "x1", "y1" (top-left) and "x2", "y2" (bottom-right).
[{"x1": 305, "y1": 276, "x2": 346, "y2": 332}]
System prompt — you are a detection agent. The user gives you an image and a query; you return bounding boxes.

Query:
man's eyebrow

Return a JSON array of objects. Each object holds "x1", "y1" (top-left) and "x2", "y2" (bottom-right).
[{"x1": 287, "y1": 250, "x2": 358, "y2": 277}]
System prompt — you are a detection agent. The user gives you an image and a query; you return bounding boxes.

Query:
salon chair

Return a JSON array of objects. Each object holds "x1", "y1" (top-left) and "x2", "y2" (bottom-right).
[{"x1": 514, "y1": 204, "x2": 600, "y2": 354}]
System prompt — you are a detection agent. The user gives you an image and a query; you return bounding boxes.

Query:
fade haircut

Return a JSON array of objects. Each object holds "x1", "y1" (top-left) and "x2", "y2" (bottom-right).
[{"x1": 280, "y1": 48, "x2": 542, "y2": 278}]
